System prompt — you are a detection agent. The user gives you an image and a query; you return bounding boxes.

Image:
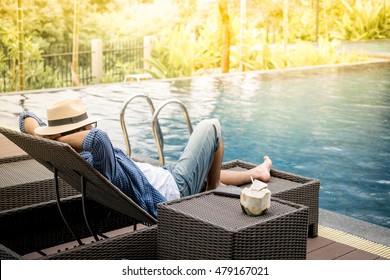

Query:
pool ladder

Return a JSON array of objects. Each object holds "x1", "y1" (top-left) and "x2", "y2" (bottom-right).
[{"x1": 120, "y1": 93, "x2": 193, "y2": 166}]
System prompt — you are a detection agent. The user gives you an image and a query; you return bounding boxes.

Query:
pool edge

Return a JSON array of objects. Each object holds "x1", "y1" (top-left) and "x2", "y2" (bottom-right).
[{"x1": 319, "y1": 208, "x2": 390, "y2": 247}]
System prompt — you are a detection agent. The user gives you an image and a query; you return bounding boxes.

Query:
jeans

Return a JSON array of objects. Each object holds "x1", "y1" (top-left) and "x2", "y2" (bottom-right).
[{"x1": 165, "y1": 119, "x2": 221, "y2": 197}]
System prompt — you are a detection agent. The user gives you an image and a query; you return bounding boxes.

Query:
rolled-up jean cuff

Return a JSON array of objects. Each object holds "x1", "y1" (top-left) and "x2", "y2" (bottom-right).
[{"x1": 168, "y1": 119, "x2": 221, "y2": 197}]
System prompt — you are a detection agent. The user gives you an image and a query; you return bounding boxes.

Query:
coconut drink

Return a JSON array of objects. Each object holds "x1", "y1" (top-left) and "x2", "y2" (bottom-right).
[{"x1": 240, "y1": 177, "x2": 271, "y2": 216}]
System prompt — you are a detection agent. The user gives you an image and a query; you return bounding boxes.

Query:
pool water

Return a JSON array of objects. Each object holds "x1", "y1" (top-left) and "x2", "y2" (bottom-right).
[
  {"x1": 1, "y1": 62, "x2": 389, "y2": 228},
  {"x1": 338, "y1": 39, "x2": 390, "y2": 55}
]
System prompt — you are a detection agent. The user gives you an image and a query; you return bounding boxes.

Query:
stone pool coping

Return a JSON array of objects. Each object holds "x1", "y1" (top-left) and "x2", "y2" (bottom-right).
[{"x1": 319, "y1": 209, "x2": 390, "y2": 247}]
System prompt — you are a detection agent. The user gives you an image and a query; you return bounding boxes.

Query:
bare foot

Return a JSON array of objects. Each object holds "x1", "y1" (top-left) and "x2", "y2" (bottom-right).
[
  {"x1": 251, "y1": 156, "x2": 272, "y2": 182},
  {"x1": 219, "y1": 156, "x2": 273, "y2": 186}
]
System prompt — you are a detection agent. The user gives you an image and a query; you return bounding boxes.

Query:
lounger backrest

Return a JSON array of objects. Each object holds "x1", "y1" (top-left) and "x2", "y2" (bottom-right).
[{"x1": 0, "y1": 127, "x2": 157, "y2": 225}]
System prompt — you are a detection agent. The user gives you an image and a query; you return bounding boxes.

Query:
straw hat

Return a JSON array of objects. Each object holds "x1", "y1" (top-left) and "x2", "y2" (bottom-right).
[{"x1": 35, "y1": 98, "x2": 99, "y2": 135}]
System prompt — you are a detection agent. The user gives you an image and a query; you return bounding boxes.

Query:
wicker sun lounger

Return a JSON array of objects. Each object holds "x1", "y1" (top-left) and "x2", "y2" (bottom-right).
[
  {"x1": 42, "y1": 225, "x2": 158, "y2": 260},
  {"x1": 0, "y1": 154, "x2": 79, "y2": 212},
  {"x1": 0, "y1": 224, "x2": 158, "y2": 260},
  {"x1": 0, "y1": 127, "x2": 157, "y2": 236},
  {"x1": 0, "y1": 195, "x2": 135, "y2": 256},
  {"x1": 0, "y1": 244, "x2": 22, "y2": 260}
]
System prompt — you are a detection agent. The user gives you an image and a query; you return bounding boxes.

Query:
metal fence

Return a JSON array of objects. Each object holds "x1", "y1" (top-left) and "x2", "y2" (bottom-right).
[
  {"x1": 42, "y1": 43, "x2": 93, "y2": 88},
  {"x1": 0, "y1": 38, "x2": 145, "y2": 93},
  {"x1": 103, "y1": 39, "x2": 144, "y2": 81},
  {"x1": 0, "y1": 59, "x2": 13, "y2": 93}
]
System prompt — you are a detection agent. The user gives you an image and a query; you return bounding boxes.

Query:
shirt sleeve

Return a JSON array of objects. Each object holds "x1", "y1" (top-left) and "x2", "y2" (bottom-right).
[
  {"x1": 82, "y1": 128, "x2": 117, "y2": 181},
  {"x1": 19, "y1": 111, "x2": 47, "y2": 133}
]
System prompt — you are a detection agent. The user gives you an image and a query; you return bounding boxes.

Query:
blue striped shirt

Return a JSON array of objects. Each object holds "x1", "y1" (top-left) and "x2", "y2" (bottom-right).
[{"x1": 19, "y1": 111, "x2": 166, "y2": 218}]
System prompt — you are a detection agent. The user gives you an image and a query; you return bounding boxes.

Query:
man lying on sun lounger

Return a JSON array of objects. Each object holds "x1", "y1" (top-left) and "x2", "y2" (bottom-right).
[{"x1": 19, "y1": 98, "x2": 272, "y2": 218}]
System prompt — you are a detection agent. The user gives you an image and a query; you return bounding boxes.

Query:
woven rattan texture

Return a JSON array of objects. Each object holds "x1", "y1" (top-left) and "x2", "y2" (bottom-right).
[
  {"x1": 158, "y1": 192, "x2": 308, "y2": 259},
  {"x1": 0, "y1": 158, "x2": 52, "y2": 187},
  {"x1": 0, "y1": 244, "x2": 22, "y2": 260},
  {"x1": 0, "y1": 178, "x2": 80, "y2": 211},
  {"x1": 0, "y1": 155, "x2": 79, "y2": 211},
  {"x1": 0, "y1": 127, "x2": 156, "y2": 225},
  {"x1": 0, "y1": 154, "x2": 31, "y2": 164},
  {"x1": 222, "y1": 160, "x2": 319, "y2": 237},
  {"x1": 0, "y1": 225, "x2": 157, "y2": 260},
  {"x1": 44, "y1": 225, "x2": 158, "y2": 260},
  {"x1": 0, "y1": 196, "x2": 135, "y2": 255}
]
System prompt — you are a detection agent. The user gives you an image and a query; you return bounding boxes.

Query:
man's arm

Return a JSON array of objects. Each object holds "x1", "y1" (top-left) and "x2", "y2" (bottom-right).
[
  {"x1": 55, "y1": 131, "x2": 89, "y2": 153},
  {"x1": 19, "y1": 112, "x2": 47, "y2": 135},
  {"x1": 20, "y1": 112, "x2": 88, "y2": 152},
  {"x1": 23, "y1": 117, "x2": 41, "y2": 136},
  {"x1": 22, "y1": 115, "x2": 62, "y2": 141}
]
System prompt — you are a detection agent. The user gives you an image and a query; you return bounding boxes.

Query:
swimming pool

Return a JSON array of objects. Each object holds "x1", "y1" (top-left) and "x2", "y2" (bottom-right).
[
  {"x1": 338, "y1": 39, "x2": 390, "y2": 55},
  {"x1": 1, "y1": 61, "x2": 389, "y2": 229}
]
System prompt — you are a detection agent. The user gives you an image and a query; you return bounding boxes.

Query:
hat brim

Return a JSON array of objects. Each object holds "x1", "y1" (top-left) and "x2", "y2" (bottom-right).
[{"x1": 34, "y1": 116, "x2": 99, "y2": 136}]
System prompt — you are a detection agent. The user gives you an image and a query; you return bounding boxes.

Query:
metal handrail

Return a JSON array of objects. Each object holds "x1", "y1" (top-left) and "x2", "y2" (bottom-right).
[
  {"x1": 152, "y1": 99, "x2": 193, "y2": 166},
  {"x1": 120, "y1": 93, "x2": 163, "y2": 157}
]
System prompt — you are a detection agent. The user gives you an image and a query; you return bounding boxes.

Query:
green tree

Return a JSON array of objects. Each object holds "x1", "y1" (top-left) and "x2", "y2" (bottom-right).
[
  {"x1": 219, "y1": 0, "x2": 231, "y2": 73},
  {"x1": 71, "y1": 0, "x2": 80, "y2": 86},
  {"x1": 17, "y1": 0, "x2": 24, "y2": 90}
]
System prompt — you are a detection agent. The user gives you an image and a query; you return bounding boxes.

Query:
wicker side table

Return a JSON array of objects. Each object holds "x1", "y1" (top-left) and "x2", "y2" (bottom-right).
[
  {"x1": 221, "y1": 160, "x2": 320, "y2": 237},
  {"x1": 157, "y1": 192, "x2": 308, "y2": 260}
]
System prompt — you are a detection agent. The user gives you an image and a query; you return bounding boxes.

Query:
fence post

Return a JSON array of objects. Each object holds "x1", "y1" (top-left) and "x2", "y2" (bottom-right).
[
  {"x1": 91, "y1": 39, "x2": 103, "y2": 84},
  {"x1": 143, "y1": 36, "x2": 153, "y2": 70}
]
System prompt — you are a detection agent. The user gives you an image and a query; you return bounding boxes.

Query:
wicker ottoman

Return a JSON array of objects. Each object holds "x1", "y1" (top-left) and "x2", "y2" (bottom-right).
[
  {"x1": 221, "y1": 160, "x2": 320, "y2": 237},
  {"x1": 157, "y1": 192, "x2": 308, "y2": 260}
]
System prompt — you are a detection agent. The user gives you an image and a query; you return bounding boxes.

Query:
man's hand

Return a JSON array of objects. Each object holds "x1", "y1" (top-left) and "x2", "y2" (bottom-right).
[{"x1": 41, "y1": 134, "x2": 61, "y2": 140}]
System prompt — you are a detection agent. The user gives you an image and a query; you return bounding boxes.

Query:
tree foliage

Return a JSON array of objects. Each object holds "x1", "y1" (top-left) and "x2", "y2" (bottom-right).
[{"x1": 0, "y1": 0, "x2": 389, "y2": 90}]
